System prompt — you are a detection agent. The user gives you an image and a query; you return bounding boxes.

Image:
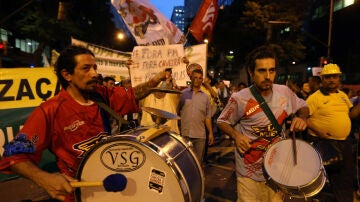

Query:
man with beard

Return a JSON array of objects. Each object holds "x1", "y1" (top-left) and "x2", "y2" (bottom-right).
[
  {"x1": 0, "y1": 45, "x2": 166, "y2": 201},
  {"x1": 306, "y1": 63, "x2": 359, "y2": 202},
  {"x1": 217, "y1": 45, "x2": 309, "y2": 201}
]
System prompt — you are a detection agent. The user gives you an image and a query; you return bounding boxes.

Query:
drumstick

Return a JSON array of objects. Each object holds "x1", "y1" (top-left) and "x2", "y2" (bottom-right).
[{"x1": 70, "y1": 173, "x2": 127, "y2": 192}]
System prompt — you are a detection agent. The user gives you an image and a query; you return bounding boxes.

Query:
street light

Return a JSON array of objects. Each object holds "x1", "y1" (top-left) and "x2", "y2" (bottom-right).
[{"x1": 117, "y1": 32, "x2": 125, "y2": 40}]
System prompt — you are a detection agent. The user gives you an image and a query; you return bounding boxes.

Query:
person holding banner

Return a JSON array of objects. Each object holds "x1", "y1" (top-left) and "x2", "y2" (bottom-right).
[
  {"x1": 0, "y1": 45, "x2": 166, "y2": 201},
  {"x1": 140, "y1": 67, "x2": 180, "y2": 133},
  {"x1": 102, "y1": 76, "x2": 116, "y2": 89}
]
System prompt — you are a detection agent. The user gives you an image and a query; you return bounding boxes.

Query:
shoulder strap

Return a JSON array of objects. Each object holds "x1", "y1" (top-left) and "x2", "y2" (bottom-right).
[
  {"x1": 249, "y1": 85, "x2": 282, "y2": 133},
  {"x1": 96, "y1": 101, "x2": 129, "y2": 125},
  {"x1": 90, "y1": 92, "x2": 129, "y2": 134}
]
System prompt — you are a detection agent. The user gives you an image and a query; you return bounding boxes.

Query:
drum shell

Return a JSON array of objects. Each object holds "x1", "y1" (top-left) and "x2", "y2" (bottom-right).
[{"x1": 75, "y1": 127, "x2": 204, "y2": 202}]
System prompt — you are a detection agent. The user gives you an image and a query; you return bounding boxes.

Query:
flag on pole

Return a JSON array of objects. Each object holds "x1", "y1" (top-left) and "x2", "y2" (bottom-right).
[
  {"x1": 189, "y1": 0, "x2": 219, "y2": 43},
  {"x1": 111, "y1": 0, "x2": 185, "y2": 46}
]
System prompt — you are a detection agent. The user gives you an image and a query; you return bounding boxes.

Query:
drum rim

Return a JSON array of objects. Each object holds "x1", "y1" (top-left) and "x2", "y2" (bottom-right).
[
  {"x1": 263, "y1": 138, "x2": 326, "y2": 198},
  {"x1": 277, "y1": 168, "x2": 326, "y2": 198},
  {"x1": 264, "y1": 138, "x2": 324, "y2": 172}
]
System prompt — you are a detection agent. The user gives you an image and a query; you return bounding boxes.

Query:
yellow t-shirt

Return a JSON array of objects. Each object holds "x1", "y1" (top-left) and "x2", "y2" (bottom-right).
[
  {"x1": 306, "y1": 90, "x2": 353, "y2": 140},
  {"x1": 200, "y1": 85, "x2": 218, "y2": 116}
]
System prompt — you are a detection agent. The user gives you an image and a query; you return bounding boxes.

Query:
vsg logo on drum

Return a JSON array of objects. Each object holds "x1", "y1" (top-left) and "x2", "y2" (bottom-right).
[{"x1": 100, "y1": 143, "x2": 146, "y2": 172}]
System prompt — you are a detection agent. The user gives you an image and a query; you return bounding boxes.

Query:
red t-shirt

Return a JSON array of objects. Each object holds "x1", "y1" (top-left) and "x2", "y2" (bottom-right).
[{"x1": 0, "y1": 89, "x2": 109, "y2": 176}]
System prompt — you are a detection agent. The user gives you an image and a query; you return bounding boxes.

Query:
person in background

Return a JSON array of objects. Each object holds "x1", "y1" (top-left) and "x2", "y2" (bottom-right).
[
  {"x1": 140, "y1": 67, "x2": 181, "y2": 133},
  {"x1": 217, "y1": 80, "x2": 230, "y2": 107},
  {"x1": 159, "y1": 68, "x2": 179, "y2": 90},
  {"x1": 201, "y1": 73, "x2": 221, "y2": 161},
  {"x1": 301, "y1": 82, "x2": 311, "y2": 99},
  {"x1": 115, "y1": 77, "x2": 140, "y2": 131},
  {"x1": 286, "y1": 78, "x2": 307, "y2": 99},
  {"x1": 217, "y1": 45, "x2": 308, "y2": 202},
  {"x1": 0, "y1": 45, "x2": 166, "y2": 202},
  {"x1": 102, "y1": 76, "x2": 116, "y2": 89},
  {"x1": 201, "y1": 73, "x2": 221, "y2": 118},
  {"x1": 237, "y1": 82, "x2": 247, "y2": 91},
  {"x1": 306, "y1": 63, "x2": 360, "y2": 202},
  {"x1": 308, "y1": 76, "x2": 321, "y2": 95},
  {"x1": 230, "y1": 84, "x2": 238, "y2": 95},
  {"x1": 178, "y1": 66, "x2": 214, "y2": 165}
]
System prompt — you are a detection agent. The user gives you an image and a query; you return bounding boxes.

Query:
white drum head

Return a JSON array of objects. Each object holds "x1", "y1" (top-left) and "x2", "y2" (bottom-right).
[
  {"x1": 76, "y1": 138, "x2": 188, "y2": 202},
  {"x1": 264, "y1": 139, "x2": 322, "y2": 187}
]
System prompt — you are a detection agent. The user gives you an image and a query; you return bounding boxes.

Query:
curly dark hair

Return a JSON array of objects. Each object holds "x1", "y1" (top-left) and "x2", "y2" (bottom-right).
[
  {"x1": 245, "y1": 45, "x2": 277, "y2": 73},
  {"x1": 54, "y1": 45, "x2": 95, "y2": 89}
]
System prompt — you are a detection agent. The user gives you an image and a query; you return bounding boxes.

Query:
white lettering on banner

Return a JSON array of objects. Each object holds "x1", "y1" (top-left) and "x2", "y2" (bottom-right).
[{"x1": 201, "y1": 2, "x2": 216, "y2": 31}]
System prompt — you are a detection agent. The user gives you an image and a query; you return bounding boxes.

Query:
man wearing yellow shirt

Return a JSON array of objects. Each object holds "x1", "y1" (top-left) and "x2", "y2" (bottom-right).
[{"x1": 306, "y1": 63, "x2": 355, "y2": 202}]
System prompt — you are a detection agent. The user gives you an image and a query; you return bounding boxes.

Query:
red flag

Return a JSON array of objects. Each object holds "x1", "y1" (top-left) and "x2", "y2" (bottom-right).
[{"x1": 189, "y1": 0, "x2": 219, "y2": 43}]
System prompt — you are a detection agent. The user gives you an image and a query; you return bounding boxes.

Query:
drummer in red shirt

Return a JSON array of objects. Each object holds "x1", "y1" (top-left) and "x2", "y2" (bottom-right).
[{"x1": 0, "y1": 45, "x2": 166, "y2": 201}]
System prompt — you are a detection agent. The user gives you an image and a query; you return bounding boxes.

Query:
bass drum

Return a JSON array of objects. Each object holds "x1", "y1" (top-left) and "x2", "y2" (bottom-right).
[{"x1": 75, "y1": 127, "x2": 204, "y2": 202}]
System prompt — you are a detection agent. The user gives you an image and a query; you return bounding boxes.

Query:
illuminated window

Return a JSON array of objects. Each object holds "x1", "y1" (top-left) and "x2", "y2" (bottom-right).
[{"x1": 344, "y1": 0, "x2": 354, "y2": 7}]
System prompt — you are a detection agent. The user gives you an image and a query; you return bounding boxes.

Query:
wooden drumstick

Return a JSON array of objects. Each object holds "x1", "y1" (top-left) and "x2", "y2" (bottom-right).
[{"x1": 70, "y1": 173, "x2": 127, "y2": 192}]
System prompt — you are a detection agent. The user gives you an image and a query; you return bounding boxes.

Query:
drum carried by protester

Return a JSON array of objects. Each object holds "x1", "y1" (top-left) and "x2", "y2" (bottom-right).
[
  {"x1": 263, "y1": 139, "x2": 326, "y2": 198},
  {"x1": 75, "y1": 108, "x2": 204, "y2": 202}
]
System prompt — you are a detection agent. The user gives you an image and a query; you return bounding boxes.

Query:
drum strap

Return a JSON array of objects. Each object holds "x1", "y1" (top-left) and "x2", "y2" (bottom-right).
[
  {"x1": 249, "y1": 85, "x2": 282, "y2": 134},
  {"x1": 96, "y1": 101, "x2": 129, "y2": 133}
]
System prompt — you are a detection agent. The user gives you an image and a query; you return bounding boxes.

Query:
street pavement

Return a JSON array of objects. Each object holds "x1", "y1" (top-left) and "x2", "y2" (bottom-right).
[{"x1": 204, "y1": 137, "x2": 237, "y2": 202}]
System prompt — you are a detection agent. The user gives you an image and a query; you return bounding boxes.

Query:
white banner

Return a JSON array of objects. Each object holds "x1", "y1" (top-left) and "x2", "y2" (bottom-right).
[
  {"x1": 130, "y1": 44, "x2": 207, "y2": 87},
  {"x1": 312, "y1": 67, "x2": 322, "y2": 76},
  {"x1": 130, "y1": 44, "x2": 186, "y2": 86},
  {"x1": 184, "y1": 44, "x2": 207, "y2": 83},
  {"x1": 71, "y1": 38, "x2": 131, "y2": 80},
  {"x1": 111, "y1": 0, "x2": 184, "y2": 46}
]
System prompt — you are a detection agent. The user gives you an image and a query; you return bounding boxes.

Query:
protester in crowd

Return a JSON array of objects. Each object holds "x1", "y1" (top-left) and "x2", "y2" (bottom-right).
[
  {"x1": 159, "y1": 68, "x2": 179, "y2": 90},
  {"x1": 178, "y1": 66, "x2": 214, "y2": 164},
  {"x1": 237, "y1": 82, "x2": 247, "y2": 91},
  {"x1": 200, "y1": 73, "x2": 222, "y2": 162},
  {"x1": 306, "y1": 63, "x2": 360, "y2": 202},
  {"x1": 217, "y1": 80, "x2": 230, "y2": 106},
  {"x1": 301, "y1": 82, "x2": 311, "y2": 99},
  {"x1": 121, "y1": 77, "x2": 132, "y2": 89},
  {"x1": 308, "y1": 76, "x2": 321, "y2": 95},
  {"x1": 217, "y1": 45, "x2": 308, "y2": 202},
  {"x1": 201, "y1": 73, "x2": 221, "y2": 118},
  {"x1": 140, "y1": 68, "x2": 181, "y2": 133},
  {"x1": 286, "y1": 78, "x2": 306, "y2": 99},
  {"x1": 0, "y1": 45, "x2": 166, "y2": 202},
  {"x1": 230, "y1": 84, "x2": 238, "y2": 95},
  {"x1": 113, "y1": 77, "x2": 140, "y2": 131},
  {"x1": 102, "y1": 76, "x2": 116, "y2": 89}
]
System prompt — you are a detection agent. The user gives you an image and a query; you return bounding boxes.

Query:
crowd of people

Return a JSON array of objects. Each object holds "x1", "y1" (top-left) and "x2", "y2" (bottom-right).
[{"x1": 1, "y1": 44, "x2": 360, "y2": 202}]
